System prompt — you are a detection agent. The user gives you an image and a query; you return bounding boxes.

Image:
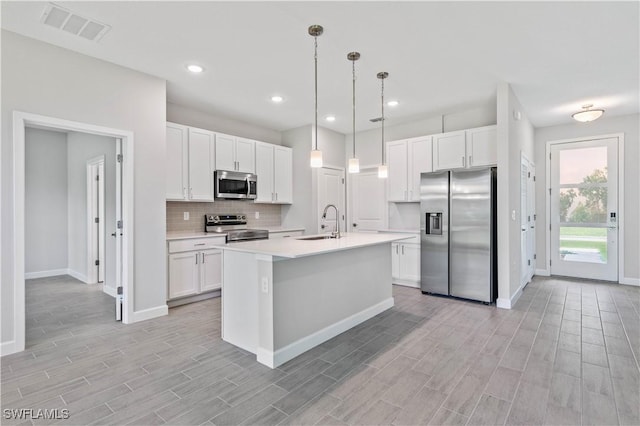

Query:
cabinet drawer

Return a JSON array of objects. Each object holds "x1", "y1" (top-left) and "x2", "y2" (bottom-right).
[
  {"x1": 168, "y1": 237, "x2": 226, "y2": 253},
  {"x1": 269, "y1": 230, "x2": 303, "y2": 239}
]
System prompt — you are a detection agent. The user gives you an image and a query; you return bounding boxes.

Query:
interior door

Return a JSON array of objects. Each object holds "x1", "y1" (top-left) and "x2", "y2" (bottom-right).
[
  {"x1": 350, "y1": 169, "x2": 386, "y2": 231},
  {"x1": 317, "y1": 168, "x2": 345, "y2": 234},
  {"x1": 528, "y1": 163, "x2": 536, "y2": 281},
  {"x1": 520, "y1": 155, "x2": 534, "y2": 287},
  {"x1": 115, "y1": 139, "x2": 123, "y2": 320},
  {"x1": 550, "y1": 137, "x2": 618, "y2": 281}
]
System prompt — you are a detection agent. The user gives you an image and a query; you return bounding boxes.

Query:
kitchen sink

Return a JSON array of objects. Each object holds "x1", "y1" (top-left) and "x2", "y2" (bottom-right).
[{"x1": 296, "y1": 235, "x2": 338, "y2": 241}]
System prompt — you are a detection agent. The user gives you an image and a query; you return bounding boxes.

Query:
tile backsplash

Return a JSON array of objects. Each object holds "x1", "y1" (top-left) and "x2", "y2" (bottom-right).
[{"x1": 167, "y1": 201, "x2": 282, "y2": 232}]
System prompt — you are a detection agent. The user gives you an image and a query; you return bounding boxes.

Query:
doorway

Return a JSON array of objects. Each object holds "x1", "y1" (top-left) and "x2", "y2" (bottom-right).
[
  {"x1": 521, "y1": 154, "x2": 536, "y2": 287},
  {"x1": 549, "y1": 136, "x2": 619, "y2": 281},
  {"x1": 349, "y1": 168, "x2": 387, "y2": 231},
  {"x1": 317, "y1": 167, "x2": 346, "y2": 234},
  {"x1": 87, "y1": 156, "x2": 106, "y2": 285},
  {"x1": 10, "y1": 111, "x2": 134, "y2": 355}
]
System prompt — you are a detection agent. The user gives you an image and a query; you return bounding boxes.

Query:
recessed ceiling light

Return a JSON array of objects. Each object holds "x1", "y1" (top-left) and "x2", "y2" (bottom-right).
[
  {"x1": 186, "y1": 64, "x2": 204, "y2": 73},
  {"x1": 271, "y1": 95, "x2": 283, "y2": 103},
  {"x1": 387, "y1": 100, "x2": 399, "y2": 107},
  {"x1": 325, "y1": 115, "x2": 336, "y2": 122}
]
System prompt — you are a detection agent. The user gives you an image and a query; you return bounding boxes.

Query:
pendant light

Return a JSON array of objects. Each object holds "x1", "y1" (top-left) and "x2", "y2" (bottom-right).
[
  {"x1": 572, "y1": 104, "x2": 604, "y2": 122},
  {"x1": 309, "y1": 25, "x2": 323, "y2": 168},
  {"x1": 377, "y1": 71, "x2": 389, "y2": 178},
  {"x1": 348, "y1": 52, "x2": 361, "y2": 173}
]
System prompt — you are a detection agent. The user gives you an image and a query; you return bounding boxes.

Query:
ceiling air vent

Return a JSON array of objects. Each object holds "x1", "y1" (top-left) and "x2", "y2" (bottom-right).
[{"x1": 41, "y1": 3, "x2": 111, "y2": 42}]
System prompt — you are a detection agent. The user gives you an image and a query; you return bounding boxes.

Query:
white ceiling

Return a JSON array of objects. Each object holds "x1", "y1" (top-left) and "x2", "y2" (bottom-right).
[{"x1": 2, "y1": 1, "x2": 638, "y2": 134}]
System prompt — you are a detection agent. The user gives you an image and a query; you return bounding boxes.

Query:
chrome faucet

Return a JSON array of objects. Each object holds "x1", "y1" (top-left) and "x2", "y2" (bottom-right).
[{"x1": 322, "y1": 204, "x2": 341, "y2": 239}]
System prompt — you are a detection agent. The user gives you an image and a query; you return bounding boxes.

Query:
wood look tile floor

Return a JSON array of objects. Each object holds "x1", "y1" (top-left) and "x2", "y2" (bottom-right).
[{"x1": 2, "y1": 275, "x2": 639, "y2": 425}]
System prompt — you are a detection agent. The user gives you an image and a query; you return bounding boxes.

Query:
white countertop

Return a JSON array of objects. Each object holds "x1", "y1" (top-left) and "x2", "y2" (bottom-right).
[
  {"x1": 262, "y1": 226, "x2": 305, "y2": 233},
  {"x1": 377, "y1": 229, "x2": 420, "y2": 234},
  {"x1": 213, "y1": 232, "x2": 413, "y2": 259}
]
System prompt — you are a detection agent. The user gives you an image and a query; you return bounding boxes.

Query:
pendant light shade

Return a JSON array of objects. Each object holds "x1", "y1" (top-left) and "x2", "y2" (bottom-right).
[
  {"x1": 348, "y1": 51, "x2": 360, "y2": 174},
  {"x1": 572, "y1": 104, "x2": 604, "y2": 122},
  {"x1": 377, "y1": 71, "x2": 389, "y2": 179},
  {"x1": 309, "y1": 25, "x2": 323, "y2": 168}
]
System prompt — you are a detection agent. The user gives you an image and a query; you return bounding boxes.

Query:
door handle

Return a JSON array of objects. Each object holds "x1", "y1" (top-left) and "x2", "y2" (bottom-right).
[
  {"x1": 321, "y1": 224, "x2": 326, "y2": 229},
  {"x1": 111, "y1": 232, "x2": 117, "y2": 237},
  {"x1": 353, "y1": 223, "x2": 358, "y2": 227}
]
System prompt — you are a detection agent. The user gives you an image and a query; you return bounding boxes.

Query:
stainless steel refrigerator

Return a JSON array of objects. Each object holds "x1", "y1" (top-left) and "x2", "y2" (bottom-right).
[{"x1": 420, "y1": 168, "x2": 497, "y2": 303}]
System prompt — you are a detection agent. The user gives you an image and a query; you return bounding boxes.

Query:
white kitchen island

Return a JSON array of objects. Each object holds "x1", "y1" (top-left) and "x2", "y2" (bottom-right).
[{"x1": 215, "y1": 232, "x2": 412, "y2": 368}]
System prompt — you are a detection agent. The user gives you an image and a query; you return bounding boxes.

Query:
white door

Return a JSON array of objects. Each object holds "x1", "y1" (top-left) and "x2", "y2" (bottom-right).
[
  {"x1": 168, "y1": 252, "x2": 199, "y2": 298},
  {"x1": 467, "y1": 126, "x2": 497, "y2": 167},
  {"x1": 215, "y1": 133, "x2": 236, "y2": 171},
  {"x1": 115, "y1": 139, "x2": 123, "y2": 320},
  {"x1": 317, "y1": 168, "x2": 345, "y2": 234},
  {"x1": 255, "y1": 142, "x2": 274, "y2": 203},
  {"x1": 235, "y1": 138, "x2": 255, "y2": 173},
  {"x1": 350, "y1": 169, "x2": 386, "y2": 231},
  {"x1": 520, "y1": 155, "x2": 534, "y2": 287},
  {"x1": 387, "y1": 140, "x2": 408, "y2": 201},
  {"x1": 188, "y1": 128, "x2": 214, "y2": 201},
  {"x1": 87, "y1": 157, "x2": 105, "y2": 284},
  {"x1": 166, "y1": 123, "x2": 188, "y2": 200},
  {"x1": 433, "y1": 130, "x2": 466, "y2": 170},
  {"x1": 408, "y1": 136, "x2": 432, "y2": 201},
  {"x1": 550, "y1": 137, "x2": 618, "y2": 281},
  {"x1": 200, "y1": 249, "x2": 222, "y2": 292},
  {"x1": 528, "y1": 163, "x2": 536, "y2": 281},
  {"x1": 273, "y1": 146, "x2": 292, "y2": 203}
]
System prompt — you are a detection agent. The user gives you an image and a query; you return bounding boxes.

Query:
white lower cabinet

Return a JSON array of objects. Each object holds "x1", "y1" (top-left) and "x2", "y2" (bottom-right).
[
  {"x1": 391, "y1": 237, "x2": 420, "y2": 288},
  {"x1": 167, "y1": 237, "x2": 224, "y2": 301}
]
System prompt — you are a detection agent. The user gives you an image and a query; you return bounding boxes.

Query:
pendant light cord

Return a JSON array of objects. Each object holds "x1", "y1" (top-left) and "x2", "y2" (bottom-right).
[
  {"x1": 314, "y1": 35, "x2": 318, "y2": 152},
  {"x1": 352, "y1": 59, "x2": 356, "y2": 158},
  {"x1": 381, "y1": 76, "x2": 385, "y2": 165}
]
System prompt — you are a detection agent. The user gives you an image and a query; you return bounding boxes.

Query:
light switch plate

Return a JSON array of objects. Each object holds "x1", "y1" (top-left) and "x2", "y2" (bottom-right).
[
  {"x1": 255, "y1": 211, "x2": 260, "y2": 219},
  {"x1": 183, "y1": 212, "x2": 189, "y2": 221},
  {"x1": 261, "y1": 277, "x2": 269, "y2": 293},
  {"x1": 511, "y1": 210, "x2": 516, "y2": 221}
]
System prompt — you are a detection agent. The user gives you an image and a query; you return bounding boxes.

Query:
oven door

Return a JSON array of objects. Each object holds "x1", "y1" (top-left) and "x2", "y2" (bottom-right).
[{"x1": 215, "y1": 170, "x2": 257, "y2": 199}]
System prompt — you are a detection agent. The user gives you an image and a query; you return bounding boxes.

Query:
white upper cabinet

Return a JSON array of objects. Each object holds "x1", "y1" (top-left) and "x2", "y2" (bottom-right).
[
  {"x1": 387, "y1": 136, "x2": 432, "y2": 202},
  {"x1": 166, "y1": 123, "x2": 214, "y2": 201},
  {"x1": 188, "y1": 128, "x2": 215, "y2": 201},
  {"x1": 387, "y1": 140, "x2": 408, "y2": 202},
  {"x1": 466, "y1": 125, "x2": 497, "y2": 168},
  {"x1": 166, "y1": 123, "x2": 189, "y2": 200},
  {"x1": 433, "y1": 130, "x2": 467, "y2": 171},
  {"x1": 255, "y1": 141, "x2": 292, "y2": 204},
  {"x1": 215, "y1": 134, "x2": 255, "y2": 173},
  {"x1": 433, "y1": 125, "x2": 497, "y2": 171},
  {"x1": 273, "y1": 146, "x2": 293, "y2": 204}
]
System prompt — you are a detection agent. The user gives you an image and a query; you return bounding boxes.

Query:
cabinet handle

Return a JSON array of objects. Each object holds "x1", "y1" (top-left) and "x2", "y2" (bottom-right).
[
  {"x1": 202, "y1": 253, "x2": 205, "y2": 263},
  {"x1": 402, "y1": 245, "x2": 405, "y2": 255},
  {"x1": 183, "y1": 187, "x2": 187, "y2": 199},
  {"x1": 194, "y1": 243, "x2": 206, "y2": 246},
  {"x1": 469, "y1": 155, "x2": 473, "y2": 166},
  {"x1": 189, "y1": 187, "x2": 193, "y2": 199},
  {"x1": 396, "y1": 245, "x2": 399, "y2": 254},
  {"x1": 462, "y1": 156, "x2": 465, "y2": 167},
  {"x1": 195, "y1": 253, "x2": 198, "y2": 264},
  {"x1": 275, "y1": 193, "x2": 278, "y2": 201}
]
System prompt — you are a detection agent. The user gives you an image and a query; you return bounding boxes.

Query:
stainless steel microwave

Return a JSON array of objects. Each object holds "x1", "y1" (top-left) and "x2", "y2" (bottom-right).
[{"x1": 214, "y1": 170, "x2": 257, "y2": 200}]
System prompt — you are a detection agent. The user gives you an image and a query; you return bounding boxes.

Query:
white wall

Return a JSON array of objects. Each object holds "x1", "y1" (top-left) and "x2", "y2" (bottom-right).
[
  {"x1": 25, "y1": 128, "x2": 68, "y2": 275},
  {"x1": 281, "y1": 125, "x2": 346, "y2": 232},
  {"x1": 67, "y1": 132, "x2": 117, "y2": 291},
  {"x1": 534, "y1": 113, "x2": 639, "y2": 283},
  {"x1": 496, "y1": 83, "x2": 535, "y2": 307},
  {"x1": 2, "y1": 30, "x2": 167, "y2": 347},
  {"x1": 167, "y1": 102, "x2": 281, "y2": 145}
]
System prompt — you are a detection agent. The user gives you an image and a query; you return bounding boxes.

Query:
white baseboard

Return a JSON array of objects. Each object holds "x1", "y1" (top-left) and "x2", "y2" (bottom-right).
[
  {"x1": 67, "y1": 269, "x2": 89, "y2": 284},
  {"x1": 129, "y1": 304, "x2": 168, "y2": 323},
  {"x1": 24, "y1": 269, "x2": 68, "y2": 279},
  {"x1": 496, "y1": 285, "x2": 524, "y2": 310},
  {"x1": 257, "y1": 297, "x2": 395, "y2": 368},
  {"x1": 392, "y1": 280, "x2": 420, "y2": 289},
  {"x1": 102, "y1": 285, "x2": 117, "y2": 297},
  {"x1": 620, "y1": 277, "x2": 640, "y2": 286},
  {"x1": 0, "y1": 339, "x2": 20, "y2": 356},
  {"x1": 535, "y1": 268, "x2": 550, "y2": 277}
]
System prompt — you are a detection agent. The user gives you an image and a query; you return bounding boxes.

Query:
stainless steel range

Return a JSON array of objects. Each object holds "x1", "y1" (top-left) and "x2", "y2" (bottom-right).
[{"x1": 204, "y1": 214, "x2": 269, "y2": 242}]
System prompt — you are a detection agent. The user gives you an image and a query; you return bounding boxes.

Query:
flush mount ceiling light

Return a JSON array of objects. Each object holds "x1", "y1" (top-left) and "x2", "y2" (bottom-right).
[
  {"x1": 271, "y1": 95, "x2": 283, "y2": 103},
  {"x1": 325, "y1": 115, "x2": 336, "y2": 122},
  {"x1": 572, "y1": 104, "x2": 604, "y2": 122},
  {"x1": 309, "y1": 24, "x2": 324, "y2": 168},
  {"x1": 186, "y1": 64, "x2": 204, "y2": 73},
  {"x1": 377, "y1": 71, "x2": 389, "y2": 179},
  {"x1": 348, "y1": 51, "x2": 361, "y2": 174},
  {"x1": 387, "y1": 100, "x2": 399, "y2": 107}
]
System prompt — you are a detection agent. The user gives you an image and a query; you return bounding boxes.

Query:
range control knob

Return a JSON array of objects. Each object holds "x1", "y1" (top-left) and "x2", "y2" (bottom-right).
[
  {"x1": 213, "y1": 215, "x2": 220, "y2": 222},
  {"x1": 239, "y1": 215, "x2": 246, "y2": 221}
]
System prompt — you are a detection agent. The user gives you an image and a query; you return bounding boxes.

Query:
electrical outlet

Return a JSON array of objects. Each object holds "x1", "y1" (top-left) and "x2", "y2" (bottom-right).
[
  {"x1": 255, "y1": 211, "x2": 260, "y2": 219},
  {"x1": 511, "y1": 210, "x2": 516, "y2": 221},
  {"x1": 261, "y1": 277, "x2": 269, "y2": 293},
  {"x1": 183, "y1": 212, "x2": 189, "y2": 221}
]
